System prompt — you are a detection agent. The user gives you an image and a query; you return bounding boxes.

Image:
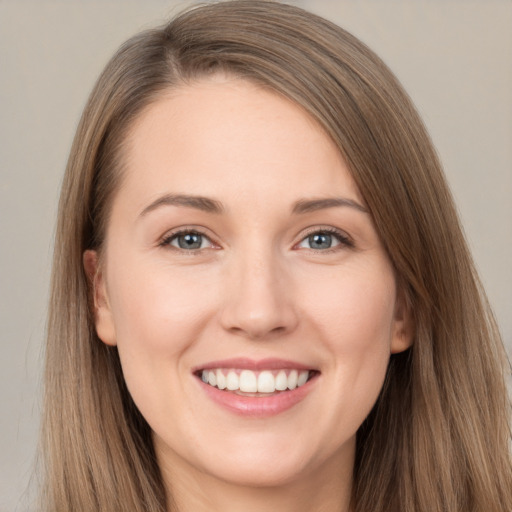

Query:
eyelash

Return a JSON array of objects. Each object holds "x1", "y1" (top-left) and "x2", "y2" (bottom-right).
[
  {"x1": 159, "y1": 226, "x2": 354, "y2": 253},
  {"x1": 298, "y1": 226, "x2": 354, "y2": 253},
  {"x1": 159, "y1": 227, "x2": 217, "y2": 254}
]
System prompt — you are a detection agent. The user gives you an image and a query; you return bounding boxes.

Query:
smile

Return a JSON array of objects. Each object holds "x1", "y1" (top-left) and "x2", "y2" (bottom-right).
[
  {"x1": 200, "y1": 368, "x2": 312, "y2": 394},
  {"x1": 194, "y1": 358, "x2": 319, "y2": 416}
]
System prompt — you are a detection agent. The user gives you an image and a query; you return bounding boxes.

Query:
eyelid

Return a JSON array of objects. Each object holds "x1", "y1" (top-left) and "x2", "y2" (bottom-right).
[
  {"x1": 294, "y1": 226, "x2": 354, "y2": 251},
  {"x1": 159, "y1": 226, "x2": 220, "y2": 251},
  {"x1": 158, "y1": 224, "x2": 354, "y2": 253}
]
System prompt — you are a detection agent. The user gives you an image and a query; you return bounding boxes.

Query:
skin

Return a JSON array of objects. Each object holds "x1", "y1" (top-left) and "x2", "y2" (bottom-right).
[{"x1": 84, "y1": 77, "x2": 413, "y2": 512}]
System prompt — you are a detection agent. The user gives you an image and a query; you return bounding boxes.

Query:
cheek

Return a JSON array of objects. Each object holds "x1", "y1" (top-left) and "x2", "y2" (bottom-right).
[
  {"x1": 306, "y1": 261, "x2": 396, "y2": 347},
  {"x1": 105, "y1": 255, "x2": 221, "y2": 407},
  {"x1": 305, "y1": 262, "x2": 396, "y2": 394},
  {"x1": 108, "y1": 257, "x2": 216, "y2": 348},
  {"x1": 104, "y1": 255, "x2": 223, "y2": 427},
  {"x1": 300, "y1": 265, "x2": 395, "y2": 445}
]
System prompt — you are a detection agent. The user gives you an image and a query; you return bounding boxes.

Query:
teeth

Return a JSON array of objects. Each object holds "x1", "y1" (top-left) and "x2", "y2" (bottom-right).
[
  {"x1": 297, "y1": 370, "x2": 308, "y2": 387},
  {"x1": 216, "y1": 369, "x2": 227, "y2": 390},
  {"x1": 200, "y1": 369, "x2": 311, "y2": 393},
  {"x1": 288, "y1": 370, "x2": 298, "y2": 390},
  {"x1": 208, "y1": 371, "x2": 217, "y2": 387},
  {"x1": 275, "y1": 370, "x2": 288, "y2": 391},
  {"x1": 257, "y1": 371, "x2": 275, "y2": 393},
  {"x1": 239, "y1": 370, "x2": 258, "y2": 392},
  {"x1": 226, "y1": 371, "x2": 239, "y2": 391}
]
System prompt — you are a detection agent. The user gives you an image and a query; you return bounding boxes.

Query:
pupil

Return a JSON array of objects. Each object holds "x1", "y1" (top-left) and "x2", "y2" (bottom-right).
[
  {"x1": 179, "y1": 233, "x2": 202, "y2": 249},
  {"x1": 310, "y1": 233, "x2": 332, "y2": 249}
]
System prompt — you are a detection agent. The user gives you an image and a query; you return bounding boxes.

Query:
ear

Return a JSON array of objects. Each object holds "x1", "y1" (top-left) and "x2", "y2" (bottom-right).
[
  {"x1": 390, "y1": 290, "x2": 414, "y2": 354},
  {"x1": 83, "y1": 250, "x2": 117, "y2": 346}
]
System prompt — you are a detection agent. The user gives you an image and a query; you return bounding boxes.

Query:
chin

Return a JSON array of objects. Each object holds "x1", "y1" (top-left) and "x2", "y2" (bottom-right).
[
  {"x1": 203, "y1": 455, "x2": 312, "y2": 489},
  {"x1": 158, "y1": 429, "x2": 318, "y2": 490}
]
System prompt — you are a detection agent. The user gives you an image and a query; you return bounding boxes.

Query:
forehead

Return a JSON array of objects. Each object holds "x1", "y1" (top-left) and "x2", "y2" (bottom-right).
[{"x1": 118, "y1": 77, "x2": 362, "y2": 214}]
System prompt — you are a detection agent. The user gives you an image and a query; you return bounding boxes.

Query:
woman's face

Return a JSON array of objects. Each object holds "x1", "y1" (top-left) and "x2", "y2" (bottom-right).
[{"x1": 87, "y1": 77, "x2": 412, "y2": 490}]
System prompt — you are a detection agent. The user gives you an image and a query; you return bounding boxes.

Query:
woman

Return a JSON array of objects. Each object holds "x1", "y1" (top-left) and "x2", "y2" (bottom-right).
[{"x1": 40, "y1": 1, "x2": 512, "y2": 511}]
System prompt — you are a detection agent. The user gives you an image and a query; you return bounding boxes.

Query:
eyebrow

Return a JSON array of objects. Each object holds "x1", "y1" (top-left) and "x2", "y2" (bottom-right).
[
  {"x1": 139, "y1": 193, "x2": 368, "y2": 218},
  {"x1": 291, "y1": 197, "x2": 368, "y2": 215},
  {"x1": 139, "y1": 194, "x2": 224, "y2": 217}
]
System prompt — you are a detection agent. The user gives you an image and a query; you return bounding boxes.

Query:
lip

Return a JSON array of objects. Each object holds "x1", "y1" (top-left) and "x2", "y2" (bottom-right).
[
  {"x1": 193, "y1": 358, "x2": 319, "y2": 417},
  {"x1": 192, "y1": 357, "x2": 315, "y2": 373}
]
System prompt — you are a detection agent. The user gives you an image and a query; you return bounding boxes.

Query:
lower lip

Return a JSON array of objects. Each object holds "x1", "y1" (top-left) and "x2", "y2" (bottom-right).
[{"x1": 197, "y1": 375, "x2": 318, "y2": 417}]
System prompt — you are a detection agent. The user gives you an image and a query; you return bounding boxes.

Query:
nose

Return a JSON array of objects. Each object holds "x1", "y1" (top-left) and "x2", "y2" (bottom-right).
[{"x1": 219, "y1": 247, "x2": 299, "y2": 340}]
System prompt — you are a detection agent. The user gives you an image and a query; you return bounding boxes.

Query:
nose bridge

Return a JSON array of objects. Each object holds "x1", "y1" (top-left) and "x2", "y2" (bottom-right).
[{"x1": 220, "y1": 239, "x2": 298, "y2": 339}]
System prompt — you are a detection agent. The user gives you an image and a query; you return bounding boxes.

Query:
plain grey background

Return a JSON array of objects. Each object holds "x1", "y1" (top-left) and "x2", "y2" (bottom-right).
[{"x1": 1, "y1": 1, "x2": 511, "y2": 510}]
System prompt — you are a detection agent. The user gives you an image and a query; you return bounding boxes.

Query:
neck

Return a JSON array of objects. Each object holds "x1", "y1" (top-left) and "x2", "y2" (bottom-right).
[{"x1": 159, "y1": 444, "x2": 354, "y2": 512}]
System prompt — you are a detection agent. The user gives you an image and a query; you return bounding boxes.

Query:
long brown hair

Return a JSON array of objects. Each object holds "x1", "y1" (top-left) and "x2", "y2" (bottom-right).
[{"x1": 40, "y1": 1, "x2": 512, "y2": 510}]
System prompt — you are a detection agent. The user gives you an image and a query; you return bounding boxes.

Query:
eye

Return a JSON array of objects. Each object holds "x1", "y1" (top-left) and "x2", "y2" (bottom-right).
[
  {"x1": 296, "y1": 228, "x2": 353, "y2": 251},
  {"x1": 161, "y1": 230, "x2": 214, "y2": 251}
]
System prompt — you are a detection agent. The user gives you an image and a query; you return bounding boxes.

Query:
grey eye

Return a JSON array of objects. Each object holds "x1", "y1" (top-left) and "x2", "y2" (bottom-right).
[
  {"x1": 309, "y1": 233, "x2": 334, "y2": 249},
  {"x1": 299, "y1": 232, "x2": 340, "y2": 250},
  {"x1": 170, "y1": 232, "x2": 206, "y2": 250}
]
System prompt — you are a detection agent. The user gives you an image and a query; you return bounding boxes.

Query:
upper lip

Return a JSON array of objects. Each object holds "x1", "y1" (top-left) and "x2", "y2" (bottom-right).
[{"x1": 192, "y1": 357, "x2": 316, "y2": 372}]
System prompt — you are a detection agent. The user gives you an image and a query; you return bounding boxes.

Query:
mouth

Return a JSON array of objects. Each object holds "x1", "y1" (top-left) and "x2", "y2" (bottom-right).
[
  {"x1": 193, "y1": 358, "x2": 320, "y2": 416},
  {"x1": 195, "y1": 368, "x2": 319, "y2": 396}
]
